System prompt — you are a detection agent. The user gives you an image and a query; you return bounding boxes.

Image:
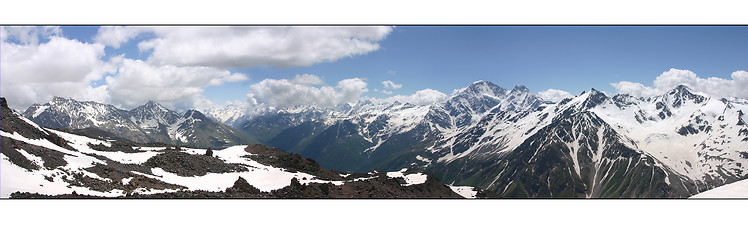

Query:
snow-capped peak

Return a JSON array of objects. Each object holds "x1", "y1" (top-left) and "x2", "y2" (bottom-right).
[
  {"x1": 557, "y1": 88, "x2": 609, "y2": 114},
  {"x1": 184, "y1": 109, "x2": 208, "y2": 120},
  {"x1": 135, "y1": 100, "x2": 171, "y2": 113},
  {"x1": 451, "y1": 80, "x2": 507, "y2": 99},
  {"x1": 510, "y1": 85, "x2": 530, "y2": 93},
  {"x1": 204, "y1": 104, "x2": 252, "y2": 126},
  {"x1": 657, "y1": 84, "x2": 707, "y2": 108},
  {"x1": 579, "y1": 88, "x2": 609, "y2": 108}
]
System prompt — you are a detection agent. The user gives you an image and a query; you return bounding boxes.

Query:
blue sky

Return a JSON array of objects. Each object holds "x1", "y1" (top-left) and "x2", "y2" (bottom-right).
[{"x1": 2, "y1": 26, "x2": 747, "y2": 111}]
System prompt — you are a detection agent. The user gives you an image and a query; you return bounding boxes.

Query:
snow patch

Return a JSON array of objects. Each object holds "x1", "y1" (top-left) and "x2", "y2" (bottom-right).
[
  {"x1": 415, "y1": 155, "x2": 430, "y2": 162},
  {"x1": 386, "y1": 168, "x2": 429, "y2": 186},
  {"x1": 122, "y1": 177, "x2": 133, "y2": 185},
  {"x1": 47, "y1": 128, "x2": 111, "y2": 147},
  {"x1": 1, "y1": 153, "x2": 121, "y2": 198},
  {"x1": 32, "y1": 106, "x2": 50, "y2": 118},
  {"x1": 2, "y1": 130, "x2": 79, "y2": 156},
  {"x1": 691, "y1": 178, "x2": 748, "y2": 198},
  {"x1": 16, "y1": 149, "x2": 44, "y2": 169},
  {"x1": 449, "y1": 186, "x2": 478, "y2": 199},
  {"x1": 48, "y1": 129, "x2": 158, "y2": 164},
  {"x1": 149, "y1": 167, "x2": 317, "y2": 192},
  {"x1": 16, "y1": 111, "x2": 49, "y2": 134},
  {"x1": 136, "y1": 147, "x2": 167, "y2": 151}
]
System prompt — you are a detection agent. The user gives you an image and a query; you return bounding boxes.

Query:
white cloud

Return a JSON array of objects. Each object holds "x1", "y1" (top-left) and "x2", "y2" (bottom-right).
[
  {"x1": 382, "y1": 80, "x2": 403, "y2": 89},
  {"x1": 609, "y1": 81, "x2": 660, "y2": 98},
  {"x1": 611, "y1": 68, "x2": 748, "y2": 99},
  {"x1": 105, "y1": 59, "x2": 249, "y2": 110},
  {"x1": 96, "y1": 26, "x2": 393, "y2": 68},
  {"x1": 653, "y1": 68, "x2": 748, "y2": 98},
  {"x1": 374, "y1": 89, "x2": 394, "y2": 95},
  {"x1": 0, "y1": 35, "x2": 114, "y2": 110},
  {"x1": 4, "y1": 26, "x2": 396, "y2": 113},
  {"x1": 384, "y1": 89, "x2": 448, "y2": 106},
  {"x1": 1, "y1": 26, "x2": 61, "y2": 45},
  {"x1": 336, "y1": 78, "x2": 369, "y2": 103},
  {"x1": 94, "y1": 26, "x2": 151, "y2": 48},
  {"x1": 537, "y1": 89, "x2": 573, "y2": 102},
  {"x1": 246, "y1": 75, "x2": 368, "y2": 108},
  {"x1": 289, "y1": 74, "x2": 324, "y2": 85}
]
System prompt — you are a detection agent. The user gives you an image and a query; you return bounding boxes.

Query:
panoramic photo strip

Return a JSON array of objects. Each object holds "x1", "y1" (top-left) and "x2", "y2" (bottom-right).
[{"x1": 2, "y1": 25, "x2": 747, "y2": 198}]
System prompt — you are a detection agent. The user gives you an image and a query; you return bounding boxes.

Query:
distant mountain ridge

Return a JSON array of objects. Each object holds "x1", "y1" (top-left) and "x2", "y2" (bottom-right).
[
  {"x1": 203, "y1": 81, "x2": 748, "y2": 198},
  {"x1": 206, "y1": 81, "x2": 549, "y2": 172},
  {"x1": 23, "y1": 97, "x2": 257, "y2": 148}
]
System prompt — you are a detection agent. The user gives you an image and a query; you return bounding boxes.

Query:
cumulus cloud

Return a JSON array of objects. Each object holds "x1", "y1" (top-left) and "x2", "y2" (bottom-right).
[
  {"x1": 289, "y1": 74, "x2": 324, "y2": 85},
  {"x1": 609, "y1": 81, "x2": 660, "y2": 98},
  {"x1": 537, "y1": 89, "x2": 573, "y2": 102},
  {"x1": 1, "y1": 35, "x2": 115, "y2": 110},
  {"x1": 95, "y1": 26, "x2": 393, "y2": 68},
  {"x1": 1, "y1": 26, "x2": 62, "y2": 45},
  {"x1": 374, "y1": 89, "x2": 394, "y2": 95},
  {"x1": 4, "y1": 26, "x2": 398, "y2": 113},
  {"x1": 246, "y1": 75, "x2": 368, "y2": 108},
  {"x1": 381, "y1": 80, "x2": 402, "y2": 89},
  {"x1": 653, "y1": 68, "x2": 748, "y2": 98},
  {"x1": 105, "y1": 59, "x2": 249, "y2": 110},
  {"x1": 94, "y1": 26, "x2": 151, "y2": 48},
  {"x1": 611, "y1": 68, "x2": 748, "y2": 99},
  {"x1": 383, "y1": 89, "x2": 448, "y2": 106}
]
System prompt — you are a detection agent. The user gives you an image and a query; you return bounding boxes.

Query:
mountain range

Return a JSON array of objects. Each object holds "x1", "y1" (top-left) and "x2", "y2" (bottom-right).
[
  {"x1": 23, "y1": 97, "x2": 257, "y2": 148},
  {"x1": 205, "y1": 80, "x2": 748, "y2": 198},
  {"x1": 1, "y1": 97, "x2": 473, "y2": 198},
  {"x1": 10, "y1": 80, "x2": 748, "y2": 198}
]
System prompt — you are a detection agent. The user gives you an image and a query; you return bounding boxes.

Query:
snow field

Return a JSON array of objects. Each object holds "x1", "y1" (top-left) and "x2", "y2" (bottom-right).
[
  {"x1": 593, "y1": 96, "x2": 747, "y2": 182},
  {"x1": 149, "y1": 167, "x2": 319, "y2": 192},
  {"x1": 47, "y1": 129, "x2": 158, "y2": 164},
  {"x1": 1, "y1": 153, "x2": 124, "y2": 198},
  {"x1": 449, "y1": 186, "x2": 478, "y2": 199},
  {"x1": 1, "y1": 131, "x2": 357, "y2": 196},
  {"x1": 691, "y1": 178, "x2": 748, "y2": 198},
  {"x1": 386, "y1": 168, "x2": 428, "y2": 186}
]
